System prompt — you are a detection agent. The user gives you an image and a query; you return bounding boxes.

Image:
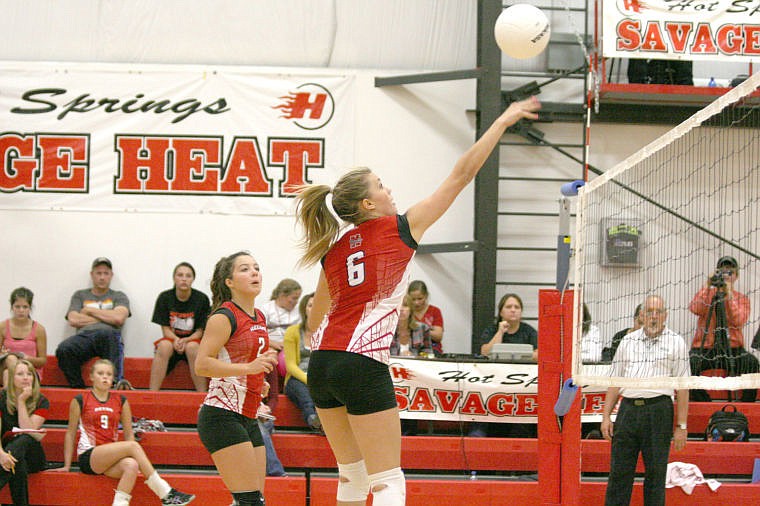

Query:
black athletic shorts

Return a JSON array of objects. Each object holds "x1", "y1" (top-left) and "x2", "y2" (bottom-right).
[
  {"x1": 307, "y1": 350, "x2": 397, "y2": 415},
  {"x1": 197, "y1": 404, "x2": 263, "y2": 454},
  {"x1": 78, "y1": 448, "x2": 97, "y2": 475}
]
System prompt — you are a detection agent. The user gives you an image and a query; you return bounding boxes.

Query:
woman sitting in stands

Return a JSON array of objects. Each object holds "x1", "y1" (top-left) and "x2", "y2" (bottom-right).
[
  {"x1": 390, "y1": 294, "x2": 433, "y2": 357},
  {"x1": 0, "y1": 359, "x2": 48, "y2": 506},
  {"x1": 283, "y1": 292, "x2": 322, "y2": 431},
  {"x1": 194, "y1": 252, "x2": 278, "y2": 506},
  {"x1": 54, "y1": 359, "x2": 195, "y2": 506},
  {"x1": 407, "y1": 280, "x2": 444, "y2": 356},
  {"x1": 149, "y1": 262, "x2": 211, "y2": 392},
  {"x1": 0, "y1": 287, "x2": 47, "y2": 388},
  {"x1": 469, "y1": 293, "x2": 538, "y2": 438},
  {"x1": 476, "y1": 293, "x2": 537, "y2": 361}
]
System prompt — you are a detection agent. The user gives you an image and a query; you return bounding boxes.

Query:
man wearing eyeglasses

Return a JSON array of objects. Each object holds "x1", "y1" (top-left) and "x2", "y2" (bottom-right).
[{"x1": 689, "y1": 255, "x2": 758, "y2": 403}]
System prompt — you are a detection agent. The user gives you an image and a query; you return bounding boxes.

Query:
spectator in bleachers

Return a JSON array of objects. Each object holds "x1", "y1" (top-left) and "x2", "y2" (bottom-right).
[
  {"x1": 149, "y1": 262, "x2": 210, "y2": 392},
  {"x1": 391, "y1": 294, "x2": 433, "y2": 436},
  {"x1": 54, "y1": 359, "x2": 195, "y2": 505},
  {"x1": 0, "y1": 287, "x2": 47, "y2": 388},
  {"x1": 408, "y1": 280, "x2": 444, "y2": 356},
  {"x1": 476, "y1": 293, "x2": 537, "y2": 361},
  {"x1": 470, "y1": 292, "x2": 538, "y2": 438},
  {"x1": 390, "y1": 294, "x2": 433, "y2": 358},
  {"x1": 603, "y1": 304, "x2": 643, "y2": 362},
  {"x1": 55, "y1": 258, "x2": 131, "y2": 389},
  {"x1": 283, "y1": 292, "x2": 322, "y2": 431},
  {"x1": 259, "y1": 278, "x2": 302, "y2": 409},
  {"x1": 195, "y1": 252, "x2": 278, "y2": 506},
  {"x1": 260, "y1": 278, "x2": 302, "y2": 351},
  {"x1": 580, "y1": 303, "x2": 605, "y2": 363},
  {"x1": 0, "y1": 359, "x2": 48, "y2": 506},
  {"x1": 689, "y1": 256, "x2": 759, "y2": 402}
]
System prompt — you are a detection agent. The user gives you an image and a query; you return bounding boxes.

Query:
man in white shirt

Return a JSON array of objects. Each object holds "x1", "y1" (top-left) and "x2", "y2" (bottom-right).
[{"x1": 601, "y1": 295, "x2": 690, "y2": 506}]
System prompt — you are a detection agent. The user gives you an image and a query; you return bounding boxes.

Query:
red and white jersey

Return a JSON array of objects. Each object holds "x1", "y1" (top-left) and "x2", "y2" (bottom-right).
[
  {"x1": 202, "y1": 301, "x2": 269, "y2": 418},
  {"x1": 75, "y1": 390, "x2": 125, "y2": 455},
  {"x1": 313, "y1": 214, "x2": 417, "y2": 364}
]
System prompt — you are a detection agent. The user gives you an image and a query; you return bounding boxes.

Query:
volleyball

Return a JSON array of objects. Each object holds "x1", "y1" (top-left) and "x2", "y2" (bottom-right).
[{"x1": 494, "y1": 4, "x2": 551, "y2": 59}]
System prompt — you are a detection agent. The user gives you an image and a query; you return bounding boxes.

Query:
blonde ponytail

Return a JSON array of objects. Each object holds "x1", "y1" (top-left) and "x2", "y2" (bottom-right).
[{"x1": 295, "y1": 167, "x2": 373, "y2": 267}]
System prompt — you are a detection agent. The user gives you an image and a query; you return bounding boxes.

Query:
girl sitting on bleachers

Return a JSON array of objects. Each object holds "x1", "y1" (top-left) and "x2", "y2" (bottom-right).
[
  {"x1": 53, "y1": 359, "x2": 195, "y2": 506},
  {"x1": 0, "y1": 287, "x2": 47, "y2": 388},
  {"x1": 0, "y1": 359, "x2": 48, "y2": 506}
]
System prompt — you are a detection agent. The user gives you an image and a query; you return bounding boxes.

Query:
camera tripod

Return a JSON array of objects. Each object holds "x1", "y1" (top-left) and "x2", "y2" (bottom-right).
[
  {"x1": 698, "y1": 289, "x2": 735, "y2": 371},
  {"x1": 692, "y1": 288, "x2": 757, "y2": 402}
]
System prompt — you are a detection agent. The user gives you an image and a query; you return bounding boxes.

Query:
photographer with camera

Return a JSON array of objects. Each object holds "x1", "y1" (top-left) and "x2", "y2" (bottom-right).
[{"x1": 689, "y1": 256, "x2": 758, "y2": 402}]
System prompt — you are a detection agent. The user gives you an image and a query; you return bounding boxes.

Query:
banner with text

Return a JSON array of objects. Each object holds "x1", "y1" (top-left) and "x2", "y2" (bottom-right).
[
  {"x1": 602, "y1": 0, "x2": 760, "y2": 61},
  {"x1": 0, "y1": 62, "x2": 355, "y2": 214},
  {"x1": 391, "y1": 358, "x2": 609, "y2": 423}
]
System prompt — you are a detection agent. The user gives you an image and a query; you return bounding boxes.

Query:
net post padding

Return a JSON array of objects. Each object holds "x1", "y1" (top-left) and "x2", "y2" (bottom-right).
[
  {"x1": 572, "y1": 71, "x2": 760, "y2": 389},
  {"x1": 537, "y1": 289, "x2": 580, "y2": 505}
]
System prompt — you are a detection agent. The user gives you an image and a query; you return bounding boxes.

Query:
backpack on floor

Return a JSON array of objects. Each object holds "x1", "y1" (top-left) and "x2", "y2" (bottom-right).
[{"x1": 704, "y1": 404, "x2": 750, "y2": 442}]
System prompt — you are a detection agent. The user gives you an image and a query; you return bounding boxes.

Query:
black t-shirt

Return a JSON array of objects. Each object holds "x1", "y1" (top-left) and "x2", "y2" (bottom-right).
[
  {"x1": 151, "y1": 288, "x2": 211, "y2": 338},
  {"x1": 476, "y1": 321, "x2": 538, "y2": 351}
]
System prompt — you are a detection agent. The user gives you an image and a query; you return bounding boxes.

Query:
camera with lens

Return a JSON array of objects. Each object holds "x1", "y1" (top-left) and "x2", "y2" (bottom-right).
[{"x1": 709, "y1": 269, "x2": 731, "y2": 289}]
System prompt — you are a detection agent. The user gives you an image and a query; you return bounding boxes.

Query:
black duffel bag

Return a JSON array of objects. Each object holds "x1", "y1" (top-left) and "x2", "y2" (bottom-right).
[{"x1": 704, "y1": 404, "x2": 750, "y2": 442}]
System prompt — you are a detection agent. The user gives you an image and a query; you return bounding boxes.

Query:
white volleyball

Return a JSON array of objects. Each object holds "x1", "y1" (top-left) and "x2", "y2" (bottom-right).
[{"x1": 494, "y1": 4, "x2": 551, "y2": 59}]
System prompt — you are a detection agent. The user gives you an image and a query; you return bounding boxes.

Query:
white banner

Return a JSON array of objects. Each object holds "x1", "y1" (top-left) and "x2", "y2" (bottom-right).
[
  {"x1": 602, "y1": 0, "x2": 760, "y2": 61},
  {"x1": 0, "y1": 62, "x2": 355, "y2": 214},
  {"x1": 392, "y1": 358, "x2": 608, "y2": 423}
]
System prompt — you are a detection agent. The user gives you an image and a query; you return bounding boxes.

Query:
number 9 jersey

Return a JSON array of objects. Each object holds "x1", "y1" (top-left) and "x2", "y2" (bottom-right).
[
  {"x1": 75, "y1": 391, "x2": 126, "y2": 455},
  {"x1": 313, "y1": 214, "x2": 417, "y2": 365}
]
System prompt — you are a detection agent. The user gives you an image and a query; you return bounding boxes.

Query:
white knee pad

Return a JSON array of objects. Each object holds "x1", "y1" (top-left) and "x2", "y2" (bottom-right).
[
  {"x1": 369, "y1": 467, "x2": 405, "y2": 506},
  {"x1": 337, "y1": 460, "x2": 370, "y2": 502}
]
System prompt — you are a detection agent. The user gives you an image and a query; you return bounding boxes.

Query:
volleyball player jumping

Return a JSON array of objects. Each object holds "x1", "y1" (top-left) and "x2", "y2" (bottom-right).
[{"x1": 294, "y1": 96, "x2": 540, "y2": 506}]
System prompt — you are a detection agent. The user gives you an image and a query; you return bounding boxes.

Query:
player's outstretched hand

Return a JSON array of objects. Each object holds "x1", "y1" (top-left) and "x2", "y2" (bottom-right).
[{"x1": 499, "y1": 96, "x2": 541, "y2": 125}]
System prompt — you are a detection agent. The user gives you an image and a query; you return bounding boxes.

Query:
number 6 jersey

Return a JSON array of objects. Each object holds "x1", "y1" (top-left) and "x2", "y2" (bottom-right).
[{"x1": 313, "y1": 214, "x2": 417, "y2": 364}]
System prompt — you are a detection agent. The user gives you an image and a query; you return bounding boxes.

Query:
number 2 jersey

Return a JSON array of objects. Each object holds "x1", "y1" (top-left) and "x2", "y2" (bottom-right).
[
  {"x1": 202, "y1": 301, "x2": 269, "y2": 418},
  {"x1": 75, "y1": 390, "x2": 126, "y2": 455},
  {"x1": 313, "y1": 214, "x2": 417, "y2": 365}
]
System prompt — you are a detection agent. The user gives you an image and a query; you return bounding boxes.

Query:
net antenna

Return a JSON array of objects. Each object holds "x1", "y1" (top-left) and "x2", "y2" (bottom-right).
[{"x1": 573, "y1": 72, "x2": 760, "y2": 393}]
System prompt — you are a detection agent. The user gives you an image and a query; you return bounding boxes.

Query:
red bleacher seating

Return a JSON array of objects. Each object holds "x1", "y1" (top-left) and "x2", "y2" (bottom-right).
[
  {"x1": 41, "y1": 388, "x2": 306, "y2": 427},
  {"x1": 581, "y1": 480, "x2": 760, "y2": 506},
  {"x1": 41, "y1": 385, "x2": 760, "y2": 433},
  {"x1": 42, "y1": 355, "x2": 196, "y2": 390},
  {"x1": 39, "y1": 427, "x2": 760, "y2": 475},
  {"x1": 0, "y1": 472, "x2": 305, "y2": 506},
  {"x1": 34, "y1": 355, "x2": 760, "y2": 505},
  {"x1": 3, "y1": 471, "x2": 757, "y2": 506}
]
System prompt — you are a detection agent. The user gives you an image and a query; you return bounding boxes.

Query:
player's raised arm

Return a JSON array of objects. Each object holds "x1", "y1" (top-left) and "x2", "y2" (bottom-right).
[{"x1": 406, "y1": 96, "x2": 540, "y2": 242}]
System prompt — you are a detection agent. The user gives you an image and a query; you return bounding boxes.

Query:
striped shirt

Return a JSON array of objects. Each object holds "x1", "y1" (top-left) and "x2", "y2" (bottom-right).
[{"x1": 610, "y1": 326, "x2": 690, "y2": 398}]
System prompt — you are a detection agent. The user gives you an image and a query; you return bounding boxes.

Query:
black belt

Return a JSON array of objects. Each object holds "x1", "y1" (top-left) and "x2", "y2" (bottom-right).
[{"x1": 622, "y1": 395, "x2": 670, "y2": 407}]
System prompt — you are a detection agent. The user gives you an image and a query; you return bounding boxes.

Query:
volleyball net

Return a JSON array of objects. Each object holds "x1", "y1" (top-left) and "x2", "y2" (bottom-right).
[{"x1": 573, "y1": 73, "x2": 760, "y2": 391}]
